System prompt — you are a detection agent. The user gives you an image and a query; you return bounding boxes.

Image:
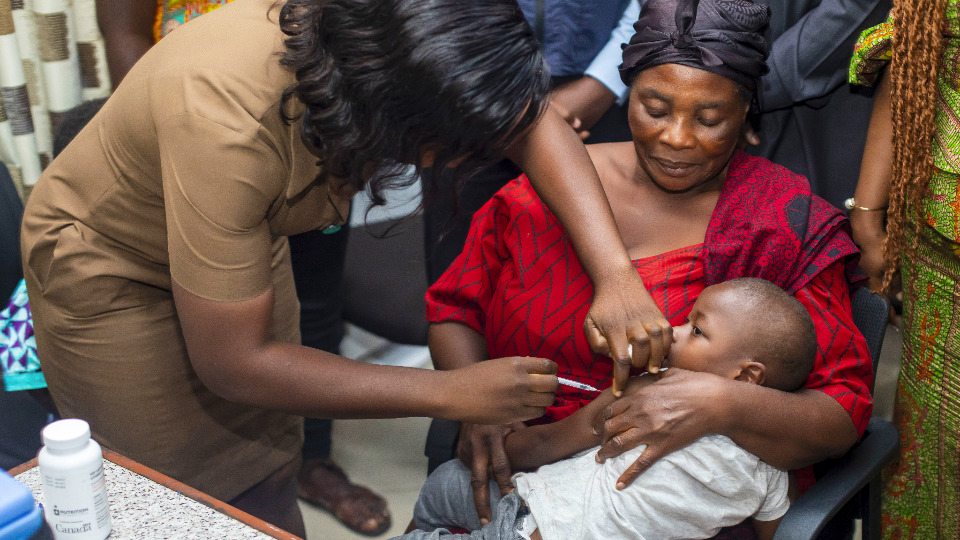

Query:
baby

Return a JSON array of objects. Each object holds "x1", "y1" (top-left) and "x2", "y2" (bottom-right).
[{"x1": 398, "y1": 278, "x2": 818, "y2": 540}]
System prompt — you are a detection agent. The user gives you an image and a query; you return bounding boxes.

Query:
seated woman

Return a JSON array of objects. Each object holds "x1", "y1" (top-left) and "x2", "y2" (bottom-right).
[{"x1": 424, "y1": 0, "x2": 874, "y2": 532}]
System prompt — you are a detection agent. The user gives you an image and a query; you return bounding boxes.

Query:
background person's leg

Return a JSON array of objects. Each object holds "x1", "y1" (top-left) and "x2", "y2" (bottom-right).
[{"x1": 288, "y1": 227, "x2": 392, "y2": 536}]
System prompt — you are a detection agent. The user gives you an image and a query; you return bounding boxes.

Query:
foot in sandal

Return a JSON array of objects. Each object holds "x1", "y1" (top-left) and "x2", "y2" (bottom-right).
[{"x1": 297, "y1": 458, "x2": 392, "y2": 536}]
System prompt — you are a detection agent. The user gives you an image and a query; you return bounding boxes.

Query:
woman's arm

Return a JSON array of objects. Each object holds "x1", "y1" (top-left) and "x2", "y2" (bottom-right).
[
  {"x1": 594, "y1": 262, "x2": 870, "y2": 487},
  {"x1": 850, "y1": 70, "x2": 893, "y2": 292},
  {"x1": 594, "y1": 370, "x2": 857, "y2": 487},
  {"x1": 97, "y1": 0, "x2": 156, "y2": 88},
  {"x1": 503, "y1": 107, "x2": 673, "y2": 390},
  {"x1": 429, "y1": 321, "x2": 489, "y2": 371},
  {"x1": 172, "y1": 282, "x2": 558, "y2": 423}
]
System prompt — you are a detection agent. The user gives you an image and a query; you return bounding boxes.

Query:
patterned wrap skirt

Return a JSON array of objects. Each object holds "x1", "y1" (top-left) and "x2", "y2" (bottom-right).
[{"x1": 882, "y1": 199, "x2": 960, "y2": 539}]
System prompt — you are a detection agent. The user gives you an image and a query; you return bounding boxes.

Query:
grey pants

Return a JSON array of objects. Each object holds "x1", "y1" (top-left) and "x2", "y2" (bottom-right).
[{"x1": 391, "y1": 459, "x2": 527, "y2": 540}]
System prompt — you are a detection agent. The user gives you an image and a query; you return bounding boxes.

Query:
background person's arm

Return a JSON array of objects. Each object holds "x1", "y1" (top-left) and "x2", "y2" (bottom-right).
[
  {"x1": 97, "y1": 0, "x2": 156, "y2": 88},
  {"x1": 550, "y1": 0, "x2": 640, "y2": 138},
  {"x1": 759, "y1": 0, "x2": 889, "y2": 112}
]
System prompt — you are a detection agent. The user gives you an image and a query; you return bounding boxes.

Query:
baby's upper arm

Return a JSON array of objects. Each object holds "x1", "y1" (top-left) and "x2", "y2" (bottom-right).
[{"x1": 752, "y1": 516, "x2": 783, "y2": 540}]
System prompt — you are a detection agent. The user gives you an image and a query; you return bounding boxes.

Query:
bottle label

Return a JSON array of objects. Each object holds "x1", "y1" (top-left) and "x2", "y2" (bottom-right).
[{"x1": 41, "y1": 461, "x2": 111, "y2": 539}]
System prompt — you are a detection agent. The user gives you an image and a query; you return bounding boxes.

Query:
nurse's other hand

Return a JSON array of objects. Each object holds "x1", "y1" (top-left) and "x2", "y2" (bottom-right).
[
  {"x1": 585, "y1": 268, "x2": 671, "y2": 395},
  {"x1": 442, "y1": 357, "x2": 558, "y2": 425}
]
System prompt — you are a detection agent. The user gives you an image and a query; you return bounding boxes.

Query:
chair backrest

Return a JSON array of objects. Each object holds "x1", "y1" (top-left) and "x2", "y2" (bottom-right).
[
  {"x1": 0, "y1": 163, "x2": 24, "y2": 299},
  {"x1": 849, "y1": 286, "x2": 889, "y2": 386},
  {"x1": 342, "y1": 214, "x2": 429, "y2": 346}
]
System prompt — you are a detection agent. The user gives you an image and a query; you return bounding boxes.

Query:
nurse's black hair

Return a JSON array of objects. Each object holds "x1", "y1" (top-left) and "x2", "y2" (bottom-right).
[{"x1": 279, "y1": 0, "x2": 550, "y2": 208}]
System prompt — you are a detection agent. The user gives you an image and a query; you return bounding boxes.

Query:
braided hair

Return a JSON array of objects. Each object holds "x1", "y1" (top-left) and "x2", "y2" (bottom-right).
[{"x1": 883, "y1": 0, "x2": 948, "y2": 291}]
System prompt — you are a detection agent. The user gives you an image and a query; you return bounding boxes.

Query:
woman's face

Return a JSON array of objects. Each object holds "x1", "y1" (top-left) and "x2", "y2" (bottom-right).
[{"x1": 628, "y1": 63, "x2": 749, "y2": 194}]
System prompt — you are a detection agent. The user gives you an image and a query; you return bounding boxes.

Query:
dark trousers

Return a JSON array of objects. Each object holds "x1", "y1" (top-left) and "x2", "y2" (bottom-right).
[{"x1": 288, "y1": 225, "x2": 351, "y2": 460}]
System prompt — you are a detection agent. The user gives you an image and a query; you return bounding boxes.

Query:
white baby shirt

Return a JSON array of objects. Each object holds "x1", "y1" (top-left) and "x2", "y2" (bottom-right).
[{"x1": 512, "y1": 434, "x2": 789, "y2": 540}]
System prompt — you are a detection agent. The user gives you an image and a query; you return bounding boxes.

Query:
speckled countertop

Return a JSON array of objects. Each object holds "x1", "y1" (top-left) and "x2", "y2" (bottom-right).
[{"x1": 16, "y1": 460, "x2": 272, "y2": 539}]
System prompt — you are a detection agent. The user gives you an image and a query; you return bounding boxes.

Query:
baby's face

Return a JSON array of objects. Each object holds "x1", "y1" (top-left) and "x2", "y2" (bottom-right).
[{"x1": 665, "y1": 284, "x2": 748, "y2": 376}]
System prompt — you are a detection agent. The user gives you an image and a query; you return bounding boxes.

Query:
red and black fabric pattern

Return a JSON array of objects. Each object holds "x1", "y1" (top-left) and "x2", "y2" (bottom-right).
[
  {"x1": 706, "y1": 151, "x2": 867, "y2": 293},
  {"x1": 426, "y1": 178, "x2": 705, "y2": 423},
  {"x1": 426, "y1": 153, "x2": 873, "y2": 434}
]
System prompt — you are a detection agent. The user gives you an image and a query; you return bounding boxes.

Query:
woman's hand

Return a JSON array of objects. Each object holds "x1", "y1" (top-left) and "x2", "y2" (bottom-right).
[
  {"x1": 850, "y1": 209, "x2": 890, "y2": 293},
  {"x1": 440, "y1": 357, "x2": 559, "y2": 425},
  {"x1": 456, "y1": 422, "x2": 526, "y2": 526},
  {"x1": 585, "y1": 268, "x2": 672, "y2": 396},
  {"x1": 592, "y1": 368, "x2": 724, "y2": 489}
]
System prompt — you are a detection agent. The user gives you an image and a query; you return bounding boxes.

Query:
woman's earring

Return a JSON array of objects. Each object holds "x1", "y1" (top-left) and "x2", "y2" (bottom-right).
[{"x1": 322, "y1": 224, "x2": 342, "y2": 235}]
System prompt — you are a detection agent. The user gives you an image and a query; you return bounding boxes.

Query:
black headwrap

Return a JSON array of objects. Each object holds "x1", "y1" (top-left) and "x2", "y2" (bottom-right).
[{"x1": 619, "y1": 0, "x2": 770, "y2": 94}]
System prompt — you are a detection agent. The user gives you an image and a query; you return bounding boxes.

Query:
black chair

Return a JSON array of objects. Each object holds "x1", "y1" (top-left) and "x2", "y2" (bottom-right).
[
  {"x1": 422, "y1": 287, "x2": 900, "y2": 539},
  {"x1": 773, "y1": 287, "x2": 899, "y2": 540},
  {"x1": 341, "y1": 214, "x2": 430, "y2": 346}
]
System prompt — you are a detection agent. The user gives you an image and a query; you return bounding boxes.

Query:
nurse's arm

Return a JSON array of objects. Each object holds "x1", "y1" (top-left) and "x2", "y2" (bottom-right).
[{"x1": 171, "y1": 281, "x2": 558, "y2": 424}]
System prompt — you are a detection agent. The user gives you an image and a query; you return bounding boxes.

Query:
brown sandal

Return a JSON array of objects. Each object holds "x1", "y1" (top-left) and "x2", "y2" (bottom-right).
[{"x1": 297, "y1": 458, "x2": 392, "y2": 536}]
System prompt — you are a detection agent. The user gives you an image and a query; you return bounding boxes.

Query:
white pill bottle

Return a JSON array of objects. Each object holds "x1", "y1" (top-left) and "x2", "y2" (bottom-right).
[{"x1": 38, "y1": 419, "x2": 112, "y2": 540}]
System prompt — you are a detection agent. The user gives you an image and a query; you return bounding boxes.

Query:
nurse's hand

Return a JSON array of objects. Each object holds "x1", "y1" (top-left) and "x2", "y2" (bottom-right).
[
  {"x1": 585, "y1": 268, "x2": 672, "y2": 396},
  {"x1": 441, "y1": 356, "x2": 559, "y2": 425}
]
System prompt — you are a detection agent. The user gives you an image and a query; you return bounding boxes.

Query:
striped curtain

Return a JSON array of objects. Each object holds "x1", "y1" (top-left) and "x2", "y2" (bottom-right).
[{"x1": 0, "y1": 0, "x2": 110, "y2": 200}]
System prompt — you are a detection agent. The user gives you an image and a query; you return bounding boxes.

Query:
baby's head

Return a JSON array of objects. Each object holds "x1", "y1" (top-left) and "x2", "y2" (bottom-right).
[{"x1": 666, "y1": 278, "x2": 816, "y2": 392}]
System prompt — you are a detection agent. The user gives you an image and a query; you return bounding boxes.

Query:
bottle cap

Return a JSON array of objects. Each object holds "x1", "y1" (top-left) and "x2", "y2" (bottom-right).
[{"x1": 42, "y1": 419, "x2": 92, "y2": 451}]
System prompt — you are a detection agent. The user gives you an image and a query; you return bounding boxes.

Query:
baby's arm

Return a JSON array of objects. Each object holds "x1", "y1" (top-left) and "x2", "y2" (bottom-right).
[
  {"x1": 504, "y1": 376, "x2": 655, "y2": 470},
  {"x1": 752, "y1": 517, "x2": 783, "y2": 540}
]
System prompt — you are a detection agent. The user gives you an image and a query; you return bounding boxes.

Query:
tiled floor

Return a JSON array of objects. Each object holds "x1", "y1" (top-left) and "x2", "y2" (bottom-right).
[{"x1": 300, "y1": 321, "x2": 905, "y2": 540}]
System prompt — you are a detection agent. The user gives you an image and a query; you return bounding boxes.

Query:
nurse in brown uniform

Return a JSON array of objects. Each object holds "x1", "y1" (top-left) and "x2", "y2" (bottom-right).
[{"x1": 21, "y1": 0, "x2": 672, "y2": 533}]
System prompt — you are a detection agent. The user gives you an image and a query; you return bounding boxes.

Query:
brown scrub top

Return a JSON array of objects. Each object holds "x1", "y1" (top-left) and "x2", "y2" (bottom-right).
[{"x1": 20, "y1": 0, "x2": 339, "y2": 500}]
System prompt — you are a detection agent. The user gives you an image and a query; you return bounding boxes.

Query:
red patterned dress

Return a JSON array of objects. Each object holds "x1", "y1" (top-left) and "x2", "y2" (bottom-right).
[{"x1": 427, "y1": 151, "x2": 873, "y2": 436}]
